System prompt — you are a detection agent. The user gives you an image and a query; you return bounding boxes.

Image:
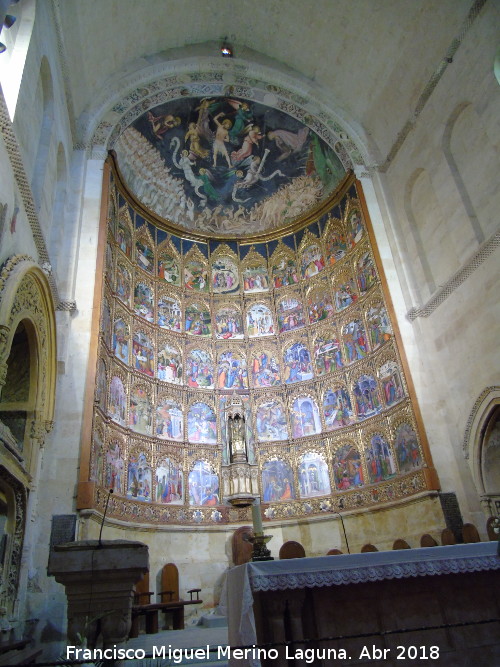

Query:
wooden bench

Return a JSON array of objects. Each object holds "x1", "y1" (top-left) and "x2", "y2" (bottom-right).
[{"x1": 129, "y1": 565, "x2": 203, "y2": 637}]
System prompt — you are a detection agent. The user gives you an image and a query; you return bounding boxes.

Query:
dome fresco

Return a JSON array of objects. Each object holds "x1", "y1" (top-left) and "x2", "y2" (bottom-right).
[
  {"x1": 91, "y1": 163, "x2": 429, "y2": 525},
  {"x1": 115, "y1": 96, "x2": 347, "y2": 237}
]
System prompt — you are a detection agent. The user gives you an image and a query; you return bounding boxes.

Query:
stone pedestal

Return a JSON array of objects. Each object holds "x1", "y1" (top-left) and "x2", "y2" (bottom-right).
[{"x1": 48, "y1": 540, "x2": 148, "y2": 650}]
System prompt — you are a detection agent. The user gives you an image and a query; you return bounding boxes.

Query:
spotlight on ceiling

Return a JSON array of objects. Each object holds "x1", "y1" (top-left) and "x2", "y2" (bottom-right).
[
  {"x1": 3, "y1": 15, "x2": 16, "y2": 28},
  {"x1": 220, "y1": 38, "x2": 233, "y2": 58},
  {"x1": 0, "y1": 43, "x2": 6, "y2": 54}
]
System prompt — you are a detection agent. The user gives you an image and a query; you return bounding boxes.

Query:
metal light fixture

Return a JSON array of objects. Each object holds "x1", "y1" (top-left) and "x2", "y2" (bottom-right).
[{"x1": 220, "y1": 38, "x2": 233, "y2": 58}]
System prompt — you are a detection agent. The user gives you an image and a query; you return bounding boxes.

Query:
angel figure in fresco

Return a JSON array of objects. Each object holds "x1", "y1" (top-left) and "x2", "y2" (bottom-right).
[
  {"x1": 185, "y1": 122, "x2": 210, "y2": 159},
  {"x1": 231, "y1": 125, "x2": 263, "y2": 164},
  {"x1": 267, "y1": 127, "x2": 309, "y2": 161},
  {"x1": 147, "y1": 111, "x2": 181, "y2": 140},
  {"x1": 226, "y1": 99, "x2": 254, "y2": 142}
]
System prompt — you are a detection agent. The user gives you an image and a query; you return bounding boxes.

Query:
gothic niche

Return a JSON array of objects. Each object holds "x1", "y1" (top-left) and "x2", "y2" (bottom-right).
[{"x1": 222, "y1": 394, "x2": 258, "y2": 507}]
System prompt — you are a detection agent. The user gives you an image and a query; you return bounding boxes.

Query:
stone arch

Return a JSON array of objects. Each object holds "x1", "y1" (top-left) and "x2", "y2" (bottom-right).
[
  {"x1": 0, "y1": 0, "x2": 36, "y2": 117},
  {"x1": 403, "y1": 168, "x2": 436, "y2": 297},
  {"x1": 442, "y1": 102, "x2": 499, "y2": 245},
  {"x1": 463, "y1": 386, "x2": 500, "y2": 517},
  {"x1": 31, "y1": 56, "x2": 55, "y2": 212},
  {"x1": 48, "y1": 142, "x2": 70, "y2": 292},
  {"x1": 0, "y1": 257, "x2": 55, "y2": 613}
]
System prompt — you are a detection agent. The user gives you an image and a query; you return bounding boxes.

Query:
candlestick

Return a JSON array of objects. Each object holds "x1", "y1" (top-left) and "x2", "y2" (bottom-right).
[{"x1": 251, "y1": 498, "x2": 263, "y2": 535}]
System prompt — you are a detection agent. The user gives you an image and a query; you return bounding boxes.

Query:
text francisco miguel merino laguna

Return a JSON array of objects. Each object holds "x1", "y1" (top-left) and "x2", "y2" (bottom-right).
[{"x1": 66, "y1": 643, "x2": 369, "y2": 662}]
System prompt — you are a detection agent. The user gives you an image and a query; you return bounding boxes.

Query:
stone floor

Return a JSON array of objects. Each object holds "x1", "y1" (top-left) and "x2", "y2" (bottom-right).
[{"x1": 125, "y1": 624, "x2": 229, "y2": 666}]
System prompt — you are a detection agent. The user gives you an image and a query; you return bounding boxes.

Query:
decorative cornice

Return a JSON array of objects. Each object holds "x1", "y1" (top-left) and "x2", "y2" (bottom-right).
[{"x1": 407, "y1": 227, "x2": 500, "y2": 320}]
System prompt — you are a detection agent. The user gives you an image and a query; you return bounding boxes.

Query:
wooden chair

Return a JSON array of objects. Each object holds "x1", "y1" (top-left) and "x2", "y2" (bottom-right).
[
  {"x1": 157, "y1": 563, "x2": 202, "y2": 630},
  {"x1": 420, "y1": 533, "x2": 438, "y2": 547},
  {"x1": 393, "y1": 538, "x2": 411, "y2": 550},
  {"x1": 441, "y1": 528, "x2": 456, "y2": 545},
  {"x1": 462, "y1": 523, "x2": 480, "y2": 543},
  {"x1": 279, "y1": 541, "x2": 306, "y2": 559},
  {"x1": 232, "y1": 525, "x2": 254, "y2": 566},
  {"x1": 326, "y1": 548, "x2": 343, "y2": 555},
  {"x1": 361, "y1": 543, "x2": 378, "y2": 552},
  {"x1": 130, "y1": 572, "x2": 158, "y2": 637}
]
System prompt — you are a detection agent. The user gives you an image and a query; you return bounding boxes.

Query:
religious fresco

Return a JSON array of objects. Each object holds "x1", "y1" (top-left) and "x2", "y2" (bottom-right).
[
  {"x1": 366, "y1": 303, "x2": 392, "y2": 350},
  {"x1": 262, "y1": 459, "x2": 295, "y2": 502},
  {"x1": 102, "y1": 297, "x2": 111, "y2": 347},
  {"x1": 127, "y1": 452, "x2": 152, "y2": 501},
  {"x1": 283, "y1": 341, "x2": 313, "y2": 384},
  {"x1": 249, "y1": 348, "x2": 281, "y2": 388},
  {"x1": 342, "y1": 318, "x2": 368, "y2": 364},
  {"x1": 290, "y1": 396, "x2": 322, "y2": 438},
  {"x1": 313, "y1": 332, "x2": 343, "y2": 376},
  {"x1": 116, "y1": 262, "x2": 132, "y2": 307},
  {"x1": 135, "y1": 238, "x2": 154, "y2": 274},
  {"x1": 214, "y1": 305, "x2": 244, "y2": 339},
  {"x1": 91, "y1": 172, "x2": 432, "y2": 525},
  {"x1": 394, "y1": 423, "x2": 422, "y2": 473},
  {"x1": 346, "y1": 203, "x2": 365, "y2": 247},
  {"x1": 117, "y1": 96, "x2": 346, "y2": 237},
  {"x1": 353, "y1": 374, "x2": 382, "y2": 420},
  {"x1": 184, "y1": 258, "x2": 209, "y2": 292},
  {"x1": 156, "y1": 398, "x2": 183, "y2": 441},
  {"x1": 132, "y1": 331, "x2": 155, "y2": 376},
  {"x1": 185, "y1": 302, "x2": 211, "y2": 336},
  {"x1": 117, "y1": 217, "x2": 132, "y2": 257},
  {"x1": 276, "y1": 294, "x2": 306, "y2": 333},
  {"x1": 271, "y1": 254, "x2": 299, "y2": 288},
  {"x1": 334, "y1": 276, "x2": 358, "y2": 311},
  {"x1": 212, "y1": 256, "x2": 240, "y2": 294},
  {"x1": 256, "y1": 399, "x2": 288, "y2": 442},
  {"x1": 129, "y1": 386, "x2": 153, "y2": 434},
  {"x1": 365, "y1": 434, "x2": 396, "y2": 483},
  {"x1": 307, "y1": 284, "x2": 334, "y2": 324},
  {"x1": 242, "y1": 263, "x2": 269, "y2": 292},
  {"x1": 324, "y1": 224, "x2": 347, "y2": 265},
  {"x1": 109, "y1": 375, "x2": 126, "y2": 425},
  {"x1": 332, "y1": 444, "x2": 364, "y2": 490},
  {"x1": 156, "y1": 457, "x2": 184, "y2": 504},
  {"x1": 106, "y1": 242, "x2": 113, "y2": 274},
  {"x1": 217, "y1": 350, "x2": 248, "y2": 390},
  {"x1": 246, "y1": 302, "x2": 274, "y2": 337},
  {"x1": 323, "y1": 386, "x2": 355, "y2": 430},
  {"x1": 157, "y1": 342, "x2": 182, "y2": 384},
  {"x1": 157, "y1": 294, "x2": 182, "y2": 331},
  {"x1": 379, "y1": 361, "x2": 405, "y2": 407},
  {"x1": 301, "y1": 242, "x2": 326, "y2": 279},
  {"x1": 134, "y1": 282, "x2": 154, "y2": 322},
  {"x1": 157, "y1": 249, "x2": 180, "y2": 285},
  {"x1": 106, "y1": 441, "x2": 125, "y2": 493},
  {"x1": 91, "y1": 426, "x2": 104, "y2": 483},
  {"x1": 356, "y1": 251, "x2": 377, "y2": 295},
  {"x1": 298, "y1": 452, "x2": 331, "y2": 498},
  {"x1": 187, "y1": 402, "x2": 217, "y2": 444},
  {"x1": 188, "y1": 460, "x2": 219, "y2": 506},
  {"x1": 186, "y1": 348, "x2": 214, "y2": 389},
  {"x1": 96, "y1": 359, "x2": 106, "y2": 411},
  {"x1": 113, "y1": 318, "x2": 129, "y2": 363}
]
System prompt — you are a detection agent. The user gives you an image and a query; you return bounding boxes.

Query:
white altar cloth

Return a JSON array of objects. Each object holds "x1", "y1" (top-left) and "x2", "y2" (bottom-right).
[{"x1": 225, "y1": 542, "x2": 499, "y2": 667}]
